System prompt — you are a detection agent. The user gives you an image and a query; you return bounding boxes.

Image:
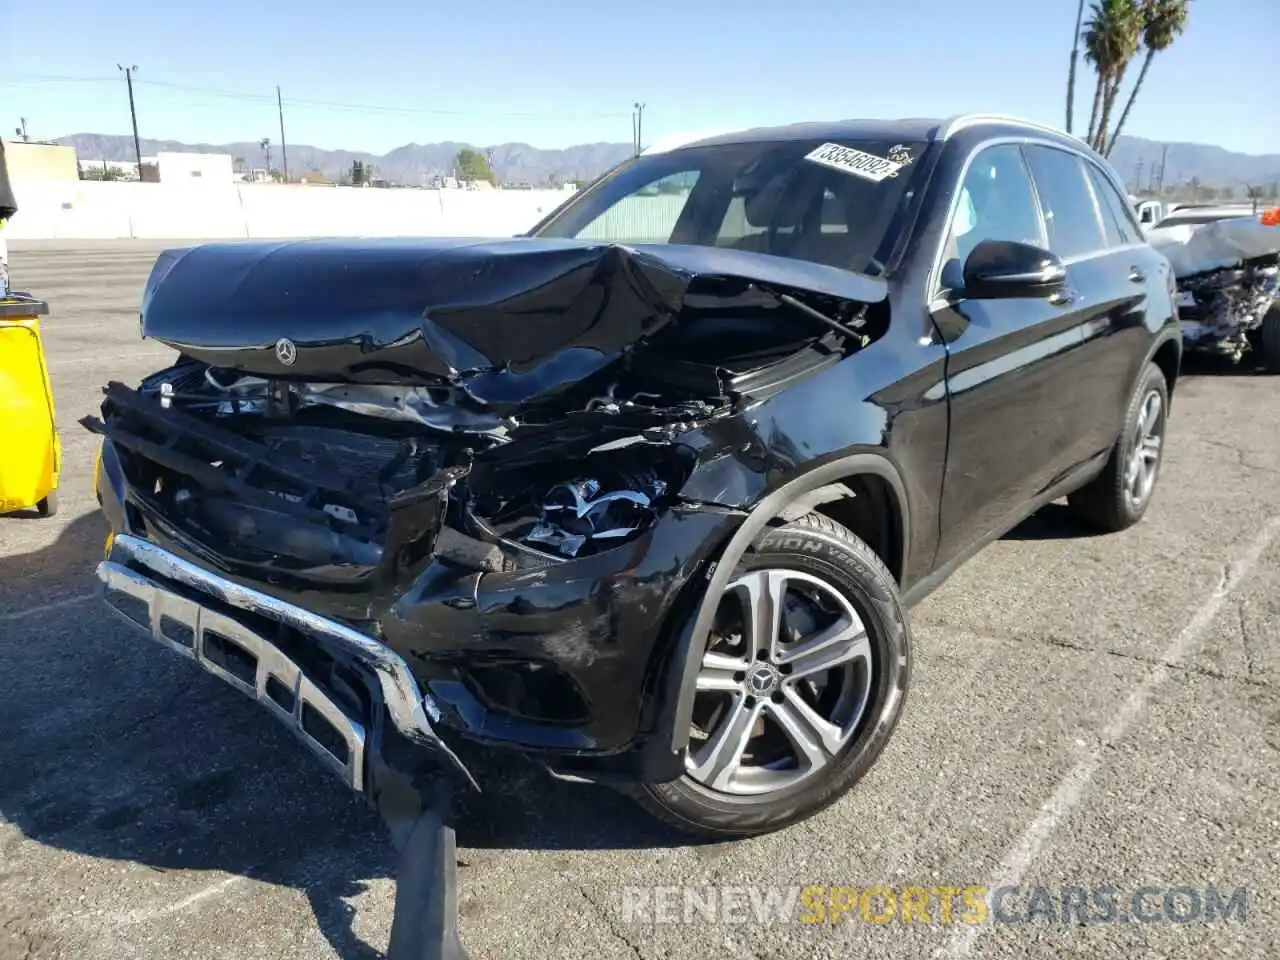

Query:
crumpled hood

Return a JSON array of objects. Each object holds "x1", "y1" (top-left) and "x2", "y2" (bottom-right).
[{"x1": 139, "y1": 236, "x2": 888, "y2": 410}]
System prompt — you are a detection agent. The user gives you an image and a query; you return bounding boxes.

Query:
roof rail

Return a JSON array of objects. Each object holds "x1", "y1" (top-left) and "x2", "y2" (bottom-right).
[{"x1": 937, "y1": 113, "x2": 1081, "y2": 142}]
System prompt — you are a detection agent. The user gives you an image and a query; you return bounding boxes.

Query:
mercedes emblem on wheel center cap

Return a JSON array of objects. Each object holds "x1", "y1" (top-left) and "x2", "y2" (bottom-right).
[
  {"x1": 275, "y1": 337, "x2": 297, "y2": 366},
  {"x1": 746, "y1": 664, "x2": 780, "y2": 697}
]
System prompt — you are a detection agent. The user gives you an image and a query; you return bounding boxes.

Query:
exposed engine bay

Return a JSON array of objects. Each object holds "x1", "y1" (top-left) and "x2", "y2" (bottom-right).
[
  {"x1": 85, "y1": 363, "x2": 702, "y2": 576},
  {"x1": 83, "y1": 237, "x2": 890, "y2": 591}
]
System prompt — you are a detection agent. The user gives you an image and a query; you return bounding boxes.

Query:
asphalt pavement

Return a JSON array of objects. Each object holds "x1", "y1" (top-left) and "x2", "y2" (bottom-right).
[{"x1": 1, "y1": 240, "x2": 1278, "y2": 960}]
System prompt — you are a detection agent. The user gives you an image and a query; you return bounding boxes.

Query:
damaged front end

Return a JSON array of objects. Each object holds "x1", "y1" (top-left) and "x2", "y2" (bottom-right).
[
  {"x1": 1150, "y1": 214, "x2": 1280, "y2": 361},
  {"x1": 87, "y1": 236, "x2": 889, "y2": 764},
  {"x1": 1175, "y1": 260, "x2": 1278, "y2": 360}
]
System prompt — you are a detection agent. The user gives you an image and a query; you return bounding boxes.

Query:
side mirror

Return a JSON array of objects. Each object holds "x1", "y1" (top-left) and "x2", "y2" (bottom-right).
[{"x1": 961, "y1": 239, "x2": 1066, "y2": 300}]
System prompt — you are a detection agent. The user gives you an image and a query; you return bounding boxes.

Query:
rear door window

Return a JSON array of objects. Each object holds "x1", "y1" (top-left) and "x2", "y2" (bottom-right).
[
  {"x1": 1023, "y1": 145, "x2": 1108, "y2": 258},
  {"x1": 1085, "y1": 164, "x2": 1142, "y2": 245}
]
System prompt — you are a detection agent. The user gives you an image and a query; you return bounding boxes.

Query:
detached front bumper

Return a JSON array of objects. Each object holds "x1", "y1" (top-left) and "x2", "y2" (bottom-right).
[
  {"x1": 94, "y1": 427, "x2": 747, "y2": 778},
  {"x1": 98, "y1": 532, "x2": 476, "y2": 796}
]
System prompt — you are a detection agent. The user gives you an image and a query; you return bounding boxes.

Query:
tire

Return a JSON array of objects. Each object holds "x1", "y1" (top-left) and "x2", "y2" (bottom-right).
[
  {"x1": 1258, "y1": 302, "x2": 1280, "y2": 372},
  {"x1": 36, "y1": 491, "x2": 59, "y2": 517},
  {"x1": 632, "y1": 511, "x2": 912, "y2": 840},
  {"x1": 1066, "y1": 361, "x2": 1169, "y2": 532}
]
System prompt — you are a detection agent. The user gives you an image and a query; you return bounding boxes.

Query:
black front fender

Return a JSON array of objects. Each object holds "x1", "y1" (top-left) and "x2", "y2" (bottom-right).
[{"x1": 638, "y1": 450, "x2": 911, "y2": 782}]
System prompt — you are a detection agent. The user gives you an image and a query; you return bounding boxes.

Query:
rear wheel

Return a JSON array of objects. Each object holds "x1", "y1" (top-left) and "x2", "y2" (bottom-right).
[
  {"x1": 1066, "y1": 361, "x2": 1168, "y2": 532},
  {"x1": 36, "y1": 491, "x2": 59, "y2": 518},
  {"x1": 633, "y1": 512, "x2": 911, "y2": 839}
]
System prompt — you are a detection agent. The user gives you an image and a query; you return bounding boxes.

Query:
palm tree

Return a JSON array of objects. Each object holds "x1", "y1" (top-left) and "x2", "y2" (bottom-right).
[
  {"x1": 1082, "y1": 0, "x2": 1143, "y2": 153},
  {"x1": 1104, "y1": 0, "x2": 1190, "y2": 156},
  {"x1": 1066, "y1": 0, "x2": 1087, "y2": 133}
]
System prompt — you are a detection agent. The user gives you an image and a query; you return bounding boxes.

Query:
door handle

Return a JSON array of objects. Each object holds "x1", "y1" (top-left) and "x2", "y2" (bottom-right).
[{"x1": 1128, "y1": 266, "x2": 1146, "y2": 283}]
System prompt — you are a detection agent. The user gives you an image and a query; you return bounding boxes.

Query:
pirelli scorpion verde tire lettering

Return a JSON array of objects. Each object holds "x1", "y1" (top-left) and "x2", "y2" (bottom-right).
[
  {"x1": 1066, "y1": 360, "x2": 1169, "y2": 533},
  {"x1": 634, "y1": 512, "x2": 912, "y2": 839}
]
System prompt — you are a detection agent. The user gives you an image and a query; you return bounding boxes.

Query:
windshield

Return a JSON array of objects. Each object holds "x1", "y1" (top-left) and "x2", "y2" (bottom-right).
[{"x1": 531, "y1": 138, "x2": 927, "y2": 278}]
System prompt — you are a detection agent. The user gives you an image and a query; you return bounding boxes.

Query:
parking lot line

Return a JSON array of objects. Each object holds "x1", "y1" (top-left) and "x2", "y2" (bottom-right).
[
  {"x1": 938, "y1": 514, "x2": 1280, "y2": 959},
  {"x1": 0, "y1": 591, "x2": 98, "y2": 623},
  {"x1": 110, "y1": 877, "x2": 248, "y2": 926}
]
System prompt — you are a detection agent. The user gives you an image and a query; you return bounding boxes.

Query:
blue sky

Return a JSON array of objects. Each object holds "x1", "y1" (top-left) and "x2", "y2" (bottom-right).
[{"x1": 3, "y1": 0, "x2": 1277, "y2": 156}]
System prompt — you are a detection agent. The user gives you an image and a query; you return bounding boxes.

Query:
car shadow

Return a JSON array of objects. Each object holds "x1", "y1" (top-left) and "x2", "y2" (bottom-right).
[
  {"x1": 1002, "y1": 502, "x2": 1104, "y2": 541},
  {"x1": 1180, "y1": 351, "x2": 1275, "y2": 378},
  {"x1": 0, "y1": 510, "x2": 697, "y2": 960}
]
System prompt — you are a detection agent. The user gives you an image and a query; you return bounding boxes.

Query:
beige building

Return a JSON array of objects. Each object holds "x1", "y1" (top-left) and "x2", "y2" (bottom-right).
[{"x1": 2, "y1": 141, "x2": 79, "y2": 182}]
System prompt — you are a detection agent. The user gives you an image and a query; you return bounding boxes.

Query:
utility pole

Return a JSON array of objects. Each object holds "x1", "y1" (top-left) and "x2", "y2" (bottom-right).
[
  {"x1": 276, "y1": 86, "x2": 289, "y2": 183},
  {"x1": 633, "y1": 102, "x2": 646, "y2": 156},
  {"x1": 1156, "y1": 143, "x2": 1169, "y2": 195},
  {"x1": 117, "y1": 64, "x2": 143, "y2": 177}
]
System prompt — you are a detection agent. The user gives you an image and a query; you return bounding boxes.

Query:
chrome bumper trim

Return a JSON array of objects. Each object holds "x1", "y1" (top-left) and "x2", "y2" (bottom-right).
[{"x1": 97, "y1": 533, "x2": 476, "y2": 793}]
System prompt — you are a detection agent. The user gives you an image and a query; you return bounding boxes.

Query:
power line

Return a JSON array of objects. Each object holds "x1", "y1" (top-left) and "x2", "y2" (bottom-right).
[
  {"x1": 5, "y1": 74, "x2": 633, "y2": 119},
  {"x1": 0, "y1": 74, "x2": 117, "y2": 84}
]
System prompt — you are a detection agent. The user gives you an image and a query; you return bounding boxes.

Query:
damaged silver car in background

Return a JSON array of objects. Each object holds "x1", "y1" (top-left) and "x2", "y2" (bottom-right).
[{"x1": 1146, "y1": 206, "x2": 1280, "y2": 366}]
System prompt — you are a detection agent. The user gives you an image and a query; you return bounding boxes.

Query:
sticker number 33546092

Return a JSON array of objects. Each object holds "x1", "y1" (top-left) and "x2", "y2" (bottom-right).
[{"x1": 804, "y1": 143, "x2": 906, "y2": 182}]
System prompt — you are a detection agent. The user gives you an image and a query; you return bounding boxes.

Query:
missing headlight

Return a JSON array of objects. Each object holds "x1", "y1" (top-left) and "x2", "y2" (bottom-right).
[
  {"x1": 468, "y1": 458, "x2": 683, "y2": 560},
  {"x1": 524, "y1": 471, "x2": 668, "y2": 557}
]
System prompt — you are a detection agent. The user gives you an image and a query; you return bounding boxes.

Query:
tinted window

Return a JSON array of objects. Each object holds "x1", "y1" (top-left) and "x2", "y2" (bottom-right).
[
  {"x1": 576, "y1": 170, "x2": 699, "y2": 244},
  {"x1": 533, "y1": 139, "x2": 927, "y2": 277},
  {"x1": 1085, "y1": 164, "x2": 1141, "y2": 245},
  {"x1": 1023, "y1": 145, "x2": 1107, "y2": 257},
  {"x1": 941, "y1": 144, "x2": 1044, "y2": 268}
]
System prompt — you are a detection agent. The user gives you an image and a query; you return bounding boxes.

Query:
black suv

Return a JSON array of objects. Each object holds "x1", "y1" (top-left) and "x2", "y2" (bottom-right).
[{"x1": 89, "y1": 115, "x2": 1180, "y2": 845}]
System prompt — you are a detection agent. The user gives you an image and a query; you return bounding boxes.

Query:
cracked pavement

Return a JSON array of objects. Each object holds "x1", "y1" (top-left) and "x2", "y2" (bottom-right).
[{"x1": 1, "y1": 240, "x2": 1278, "y2": 960}]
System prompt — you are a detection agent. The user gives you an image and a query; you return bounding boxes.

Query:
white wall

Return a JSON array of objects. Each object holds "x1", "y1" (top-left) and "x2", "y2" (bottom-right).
[
  {"x1": 4, "y1": 180, "x2": 578, "y2": 241},
  {"x1": 156, "y1": 152, "x2": 234, "y2": 184}
]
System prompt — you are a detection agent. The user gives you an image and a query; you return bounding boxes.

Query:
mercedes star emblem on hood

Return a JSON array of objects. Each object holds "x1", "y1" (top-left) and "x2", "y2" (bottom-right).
[{"x1": 275, "y1": 338, "x2": 297, "y2": 366}]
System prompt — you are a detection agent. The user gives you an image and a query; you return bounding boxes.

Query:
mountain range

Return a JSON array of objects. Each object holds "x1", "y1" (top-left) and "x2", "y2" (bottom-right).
[
  {"x1": 58, "y1": 133, "x2": 635, "y2": 186},
  {"x1": 53, "y1": 131, "x2": 1280, "y2": 190}
]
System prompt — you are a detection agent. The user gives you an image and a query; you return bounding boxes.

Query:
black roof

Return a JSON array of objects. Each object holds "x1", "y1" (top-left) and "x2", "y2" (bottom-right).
[{"x1": 665, "y1": 115, "x2": 1092, "y2": 157}]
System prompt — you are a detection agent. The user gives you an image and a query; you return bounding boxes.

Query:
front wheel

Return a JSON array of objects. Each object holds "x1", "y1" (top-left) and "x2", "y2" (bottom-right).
[{"x1": 633, "y1": 512, "x2": 911, "y2": 840}]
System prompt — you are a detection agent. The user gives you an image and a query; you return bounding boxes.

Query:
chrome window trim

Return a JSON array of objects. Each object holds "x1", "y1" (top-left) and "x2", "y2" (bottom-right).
[
  {"x1": 926, "y1": 133, "x2": 1145, "y2": 302},
  {"x1": 926, "y1": 135, "x2": 1050, "y2": 300}
]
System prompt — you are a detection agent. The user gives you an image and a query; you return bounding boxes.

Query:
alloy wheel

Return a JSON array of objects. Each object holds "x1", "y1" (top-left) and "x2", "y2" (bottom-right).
[
  {"x1": 1125, "y1": 389, "x2": 1164, "y2": 508},
  {"x1": 684, "y1": 568, "x2": 874, "y2": 797}
]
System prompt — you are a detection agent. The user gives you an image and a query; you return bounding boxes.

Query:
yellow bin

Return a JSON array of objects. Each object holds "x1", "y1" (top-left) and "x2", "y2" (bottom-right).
[{"x1": 0, "y1": 294, "x2": 60, "y2": 517}]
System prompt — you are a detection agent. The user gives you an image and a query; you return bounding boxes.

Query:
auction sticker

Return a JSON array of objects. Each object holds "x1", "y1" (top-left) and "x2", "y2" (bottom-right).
[{"x1": 804, "y1": 143, "x2": 905, "y2": 182}]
